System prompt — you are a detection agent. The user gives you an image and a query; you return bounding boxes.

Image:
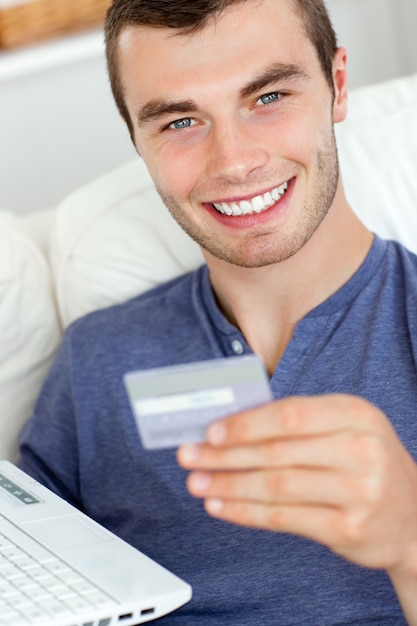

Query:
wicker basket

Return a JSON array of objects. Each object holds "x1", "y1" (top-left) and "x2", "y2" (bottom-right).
[{"x1": 0, "y1": 0, "x2": 112, "y2": 49}]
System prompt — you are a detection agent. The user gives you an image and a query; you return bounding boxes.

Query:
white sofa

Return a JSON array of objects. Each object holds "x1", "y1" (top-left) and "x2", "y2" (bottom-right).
[{"x1": 1, "y1": 71, "x2": 417, "y2": 462}]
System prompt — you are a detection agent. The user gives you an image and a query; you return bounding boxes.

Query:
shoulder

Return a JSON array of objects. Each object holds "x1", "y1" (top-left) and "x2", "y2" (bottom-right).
[
  {"x1": 381, "y1": 239, "x2": 417, "y2": 288},
  {"x1": 384, "y1": 238, "x2": 417, "y2": 262},
  {"x1": 75, "y1": 268, "x2": 199, "y2": 325},
  {"x1": 62, "y1": 267, "x2": 209, "y2": 369},
  {"x1": 370, "y1": 238, "x2": 417, "y2": 329}
]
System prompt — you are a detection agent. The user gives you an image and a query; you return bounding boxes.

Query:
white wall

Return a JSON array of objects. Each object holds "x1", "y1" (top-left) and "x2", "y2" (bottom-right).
[
  {"x1": 1, "y1": 0, "x2": 417, "y2": 214},
  {"x1": 0, "y1": 34, "x2": 136, "y2": 215},
  {"x1": 328, "y1": 0, "x2": 417, "y2": 88}
]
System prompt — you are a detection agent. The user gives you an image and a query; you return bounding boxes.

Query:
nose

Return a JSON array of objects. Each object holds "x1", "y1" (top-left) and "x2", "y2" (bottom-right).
[{"x1": 206, "y1": 118, "x2": 269, "y2": 183}]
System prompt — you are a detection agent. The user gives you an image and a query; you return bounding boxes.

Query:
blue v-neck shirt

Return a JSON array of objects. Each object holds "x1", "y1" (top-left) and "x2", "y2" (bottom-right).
[{"x1": 19, "y1": 236, "x2": 417, "y2": 624}]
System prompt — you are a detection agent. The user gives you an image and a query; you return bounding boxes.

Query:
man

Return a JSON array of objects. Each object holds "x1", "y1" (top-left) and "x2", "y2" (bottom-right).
[{"x1": 19, "y1": 0, "x2": 417, "y2": 623}]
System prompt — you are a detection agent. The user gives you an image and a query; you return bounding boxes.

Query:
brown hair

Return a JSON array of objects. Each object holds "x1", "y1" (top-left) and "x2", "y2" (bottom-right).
[{"x1": 104, "y1": 0, "x2": 338, "y2": 139}]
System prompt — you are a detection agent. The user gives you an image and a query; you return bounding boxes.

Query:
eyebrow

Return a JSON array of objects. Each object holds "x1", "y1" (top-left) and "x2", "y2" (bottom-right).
[
  {"x1": 239, "y1": 62, "x2": 309, "y2": 99},
  {"x1": 136, "y1": 62, "x2": 309, "y2": 126},
  {"x1": 137, "y1": 100, "x2": 197, "y2": 126}
]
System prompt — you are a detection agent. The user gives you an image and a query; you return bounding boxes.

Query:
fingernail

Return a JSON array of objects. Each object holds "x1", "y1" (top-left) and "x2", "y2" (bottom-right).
[
  {"x1": 179, "y1": 444, "x2": 200, "y2": 464},
  {"x1": 190, "y1": 472, "x2": 212, "y2": 493},
  {"x1": 206, "y1": 498, "x2": 224, "y2": 513},
  {"x1": 207, "y1": 422, "x2": 226, "y2": 445}
]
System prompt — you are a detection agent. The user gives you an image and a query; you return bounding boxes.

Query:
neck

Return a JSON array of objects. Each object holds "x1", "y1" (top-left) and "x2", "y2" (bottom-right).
[{"x1": 204, "y1": 196, "x2": 373, "y2": 375}]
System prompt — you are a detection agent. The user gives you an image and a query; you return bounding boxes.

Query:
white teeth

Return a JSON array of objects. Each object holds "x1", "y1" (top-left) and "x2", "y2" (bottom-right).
[
  {"x1": 264, "y1": 191, "x2": 273, "y2": 207},
  {"x1": 221, "y1": 202, "x2": 232, "y2": 215},
  {"x1": 231, "y1": 202, "x2": 242, "y2": 215},
  {"x1": 240, "y1": 200, "x2": 252, "y2": 213},
  {"x1": 212, "y1": 181, "x2": 289, "y2": 216},
  {"x1": 252, "y1": 195, "x2": 264, "y2": 213}
]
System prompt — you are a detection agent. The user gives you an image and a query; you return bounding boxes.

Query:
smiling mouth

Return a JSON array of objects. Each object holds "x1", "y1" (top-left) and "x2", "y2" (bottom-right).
[{"x1": 212, "y1": 181, "x2": 289, "y2": 216}]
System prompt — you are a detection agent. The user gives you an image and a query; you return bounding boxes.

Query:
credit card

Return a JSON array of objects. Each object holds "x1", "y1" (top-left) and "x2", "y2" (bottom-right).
[{"x1": 124, "y1": 355, "x2": 272, "y2": 449}]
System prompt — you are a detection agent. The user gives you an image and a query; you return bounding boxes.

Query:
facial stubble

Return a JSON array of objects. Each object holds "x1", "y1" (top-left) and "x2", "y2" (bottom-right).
[{"x1": 155, "y1": 128, "x2": 340, "y2": 269}]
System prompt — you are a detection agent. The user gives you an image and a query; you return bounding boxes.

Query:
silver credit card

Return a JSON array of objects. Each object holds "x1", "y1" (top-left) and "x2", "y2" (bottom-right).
[{"x1": 124, "y1": 355, "x2": 272, "y2": 449}]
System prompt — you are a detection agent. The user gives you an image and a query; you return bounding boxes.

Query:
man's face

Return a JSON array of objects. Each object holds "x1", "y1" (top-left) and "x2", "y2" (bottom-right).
[{"x1": 117, "y1": 0, "x2": 347, "y2": 268}]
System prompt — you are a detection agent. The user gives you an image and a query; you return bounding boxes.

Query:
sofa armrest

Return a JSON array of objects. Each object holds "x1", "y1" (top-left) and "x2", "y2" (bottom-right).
[
  {"x1": 0, "y1": 210, "x2": 62, "y2": 461},
  {"x1": 20, "y1": 208, "x2": 55, "y2": 260}
]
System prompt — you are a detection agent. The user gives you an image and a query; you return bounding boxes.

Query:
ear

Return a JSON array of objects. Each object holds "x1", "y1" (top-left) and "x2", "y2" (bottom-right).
[{"x1": 332, "y1": 47, "x2": 348, "y2": 124}]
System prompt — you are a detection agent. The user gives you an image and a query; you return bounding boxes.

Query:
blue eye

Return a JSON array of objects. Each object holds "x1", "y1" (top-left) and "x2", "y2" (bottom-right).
[
  {"x1": 170, "y1": 117, "x2": 193, "y2": 130},
  {"x1": 257, "y1": 92, "x2": 280, "y2": 105}
]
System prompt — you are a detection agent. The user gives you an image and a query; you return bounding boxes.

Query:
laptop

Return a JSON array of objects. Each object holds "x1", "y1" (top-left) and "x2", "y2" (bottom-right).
[{"x1": 0, "y1": 460, "x2": 192, "y2": 626}]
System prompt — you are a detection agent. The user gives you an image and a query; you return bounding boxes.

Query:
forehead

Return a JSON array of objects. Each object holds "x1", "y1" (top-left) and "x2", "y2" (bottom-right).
[{"x1": 117, "y1": 0, "x2": 319, "y2": 107}]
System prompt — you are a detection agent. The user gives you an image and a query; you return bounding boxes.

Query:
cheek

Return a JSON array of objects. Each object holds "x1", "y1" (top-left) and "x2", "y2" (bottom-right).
[
  {"x1": 135, "y1": 130, "x2": 198, "y2": 198},
  {"x1": 270, "y1": 123, "x2": 313, "y2": 168},
  {"x1": 140, "y1": 141, "x2": 203, "y2": 202},
  {"x1": 268, "y1": 109, "x2": 332, "y2": 167}
]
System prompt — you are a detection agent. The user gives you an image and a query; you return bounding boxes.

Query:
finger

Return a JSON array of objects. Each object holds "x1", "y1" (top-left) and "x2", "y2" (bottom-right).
[
  {"x1": 203, "y1": 498, "x2": 346, "y2": 548},
  {"x1": 178, "y1": 430, "x2": 376, "y2": 472},
  {"x1": 203, "y1": 498, "x2": 405, "y2": 570},
  {"x1": 206, "y1": 394, "x2": 385, "y2": 446},
  {"x1": 186, "y1": 467, "x2": 352, "y2": 507}
]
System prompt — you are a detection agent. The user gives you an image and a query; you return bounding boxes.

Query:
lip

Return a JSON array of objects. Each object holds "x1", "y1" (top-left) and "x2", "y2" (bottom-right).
[
  {"x1": 204, "y1": 177, "x2": 295, "y2": 228},
  {"x1": 209, "y1": 180, "x2": 290, "y2": 206}
]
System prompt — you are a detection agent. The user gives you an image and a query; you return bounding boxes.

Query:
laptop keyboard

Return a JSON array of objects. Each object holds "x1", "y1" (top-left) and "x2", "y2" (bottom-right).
[{"x1": 0, "y1": 516, "x2": 116, "y2": 626}]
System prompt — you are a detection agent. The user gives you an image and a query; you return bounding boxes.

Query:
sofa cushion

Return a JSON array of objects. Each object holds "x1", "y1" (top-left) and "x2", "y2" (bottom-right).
[
  {"x1": 50, "y1": 71, "x2": 417, "y2": 329},
  {"x1": 50, "y1": 160, "x2": 204, "y2": 328},
  {"x1": 336, "y1": 72, "x2": 417, "y2": 248},
  {"x1": 0, "y1": 211, "x2": 62, "y2": 461}
]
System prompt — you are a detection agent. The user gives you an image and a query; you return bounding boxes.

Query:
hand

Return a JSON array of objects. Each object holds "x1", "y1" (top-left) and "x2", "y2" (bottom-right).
[{"x1": 177, "y1": 394, "x2": 417, "y2": 574}]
